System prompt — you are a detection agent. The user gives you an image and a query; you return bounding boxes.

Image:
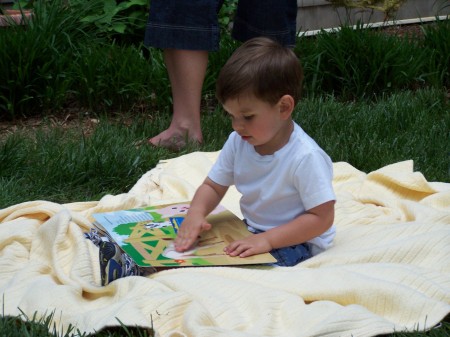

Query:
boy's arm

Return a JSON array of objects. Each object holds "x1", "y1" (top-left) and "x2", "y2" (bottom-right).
[
  {"x1": 174, "y1": 177, "x2": 228, "y2": 252},
  {"x1": 225, "y1": 200, "x2": 335, "y2": 258}
]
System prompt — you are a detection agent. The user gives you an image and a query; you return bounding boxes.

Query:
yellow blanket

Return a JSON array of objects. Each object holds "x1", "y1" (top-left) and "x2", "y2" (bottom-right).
[{"x1": 1, "y1": 151, "x2": 449, "y2": 337}]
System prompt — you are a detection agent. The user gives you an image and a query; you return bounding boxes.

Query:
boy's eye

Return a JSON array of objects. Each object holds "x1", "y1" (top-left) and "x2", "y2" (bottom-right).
[{"x1": 243, "y1": 115, "x2": 254, "y2": 120}]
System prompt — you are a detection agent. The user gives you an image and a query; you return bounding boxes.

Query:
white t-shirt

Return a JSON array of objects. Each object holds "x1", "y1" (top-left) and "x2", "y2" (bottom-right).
[{"x1": 208, "y1": 122, "x2": 336, "y2": 255}]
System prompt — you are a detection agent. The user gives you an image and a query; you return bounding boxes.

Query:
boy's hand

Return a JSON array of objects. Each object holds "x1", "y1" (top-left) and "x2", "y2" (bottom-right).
[
  {"x1": 174, "y1": 213, "x2": 211, "y2": 252},
  {"x1": 224, "y1": 233, "x2": 272, "y2": 258}
]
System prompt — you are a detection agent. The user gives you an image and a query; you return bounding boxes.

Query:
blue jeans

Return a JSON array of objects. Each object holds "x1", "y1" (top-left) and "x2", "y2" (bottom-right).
[
  {"x1": 144, "y1": 0, "x2": 298, "y2": 51},
  {"x1": 249, "y1": 227, "x2": 312, "y2": 267}
]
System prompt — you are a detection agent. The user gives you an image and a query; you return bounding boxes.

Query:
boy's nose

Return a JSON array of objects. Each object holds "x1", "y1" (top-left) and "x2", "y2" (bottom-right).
[{"x1": 232, "y1": 119, "x2": 244, "y2": 132}]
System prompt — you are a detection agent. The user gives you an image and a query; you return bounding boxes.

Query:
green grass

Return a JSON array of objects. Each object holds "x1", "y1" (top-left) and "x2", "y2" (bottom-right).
[
  {"x1": 0, "y1": 310, "x2": 155, "y2": 336},
  {"x1": 1, "y1": 87, "x2": 448, "y2": 209},
  {"x1": 296, "y1": 89, "x2": 449, "y2": 182}
]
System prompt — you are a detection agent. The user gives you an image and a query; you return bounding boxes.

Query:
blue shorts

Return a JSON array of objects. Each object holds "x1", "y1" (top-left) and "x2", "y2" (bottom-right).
[
  {"x1": 270, "y1": 243, "x2": 312, "y2": 267},
  {"x1": 249, "y1": 227, "x2": 312, "y2": 267},
  {"x1": 144, "y1": 0, "x2": 298, "y2": 51}
]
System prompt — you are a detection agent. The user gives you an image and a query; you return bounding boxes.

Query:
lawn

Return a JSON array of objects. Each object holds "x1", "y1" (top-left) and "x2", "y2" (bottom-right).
[{"x1": 1, "y1": 87, "x2": 448, "y2": 209}]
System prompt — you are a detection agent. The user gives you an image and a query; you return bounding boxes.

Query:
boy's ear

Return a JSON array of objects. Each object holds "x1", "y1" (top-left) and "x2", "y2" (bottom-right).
[{"x1": 278, "y1": 95, "x2": 295, "y2": 119}]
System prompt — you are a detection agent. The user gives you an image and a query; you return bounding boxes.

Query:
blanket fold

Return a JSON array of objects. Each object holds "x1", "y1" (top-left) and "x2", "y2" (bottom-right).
[{"x1": 1, "y1": 152, "x2": 449, "y2": 337}]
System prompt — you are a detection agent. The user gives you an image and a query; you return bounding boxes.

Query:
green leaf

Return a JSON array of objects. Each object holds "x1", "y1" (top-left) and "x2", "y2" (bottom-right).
[{"x1": 112, "y1": 23, "x2": 126, "y2": 33}]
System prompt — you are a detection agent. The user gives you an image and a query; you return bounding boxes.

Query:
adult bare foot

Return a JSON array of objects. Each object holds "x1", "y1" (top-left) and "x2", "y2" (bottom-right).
[{"x1": 148, "y1": 128, "x2": 202, "y2": 151}]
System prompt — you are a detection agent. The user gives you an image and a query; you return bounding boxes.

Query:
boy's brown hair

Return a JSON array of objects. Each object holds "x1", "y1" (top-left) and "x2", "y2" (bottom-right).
[{"x1": 216, "y1": 37, "x2": 303, "y2": 106}]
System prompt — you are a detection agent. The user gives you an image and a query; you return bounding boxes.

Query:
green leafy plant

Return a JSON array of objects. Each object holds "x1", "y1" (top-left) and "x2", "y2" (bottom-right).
[
  {"x1": 80, "y1": 0, "x2": 149, "y2": 40},
  {"x1": 218, "y1": 0, "x2": 238, "y2": 32}
]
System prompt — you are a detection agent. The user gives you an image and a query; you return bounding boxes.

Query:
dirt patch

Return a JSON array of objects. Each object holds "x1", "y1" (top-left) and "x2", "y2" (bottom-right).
[
  {"x1": 0, "y1": 106, "x2": 144, "y2": 142},
  {"x1": 375, "y1": 22, "x2": 426, "y2": 39},
  {"x1": 0, "y1": 113, "x2": 100, "y2": 142}
]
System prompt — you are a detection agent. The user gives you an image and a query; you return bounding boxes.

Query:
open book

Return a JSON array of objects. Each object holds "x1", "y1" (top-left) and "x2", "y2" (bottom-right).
[{"x1": 92, "y1": 202, "x2": 276, "y2": 267}]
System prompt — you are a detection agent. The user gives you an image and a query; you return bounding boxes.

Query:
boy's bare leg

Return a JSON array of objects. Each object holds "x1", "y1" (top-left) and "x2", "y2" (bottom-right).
[{"x1": 149, "y1": 49, "x2": 208, "y2": 150}]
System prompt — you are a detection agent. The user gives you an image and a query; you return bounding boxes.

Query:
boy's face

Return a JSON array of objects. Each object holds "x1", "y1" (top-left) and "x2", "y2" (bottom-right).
[{"x1": 223, "y1": 94, "x2": 293, "y2": 155}]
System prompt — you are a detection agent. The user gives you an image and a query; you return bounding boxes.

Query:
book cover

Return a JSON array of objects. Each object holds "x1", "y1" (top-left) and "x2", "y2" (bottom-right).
[{"x1": 92, "y1": 202, "x2": 276, "y2": 267}]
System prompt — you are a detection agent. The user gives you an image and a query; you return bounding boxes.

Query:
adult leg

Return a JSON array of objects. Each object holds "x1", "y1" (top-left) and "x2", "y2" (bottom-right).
[
  {"x1": 149, "y1": 49, "x2": 208, "y2": 149},
  {"x1": 144, "y1": 0, "x2": 222, "y2": 150}
]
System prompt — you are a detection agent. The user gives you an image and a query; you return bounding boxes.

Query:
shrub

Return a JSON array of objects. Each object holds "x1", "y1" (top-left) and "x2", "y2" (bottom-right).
[
  {"x1": 1, "y1": 0, "x2": 448, "y2": 118},
  {"x1": 70, "y1": 42, "x2": 156, "y2": 111},
  {"x1": 0, "y1": 0, "x2": 103, "y2": 118},
  {"x1": 297, "y1": 24, "x2": 430, "y2": 99},
  {"x1": 421, "y1": 18, "x2": 450, "y2": 88}
]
